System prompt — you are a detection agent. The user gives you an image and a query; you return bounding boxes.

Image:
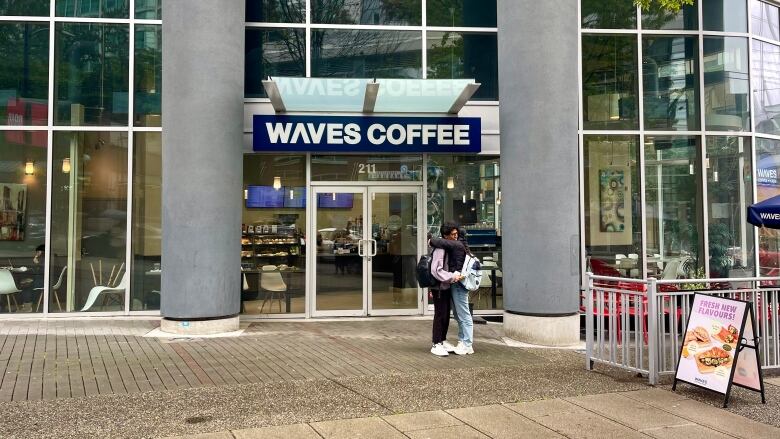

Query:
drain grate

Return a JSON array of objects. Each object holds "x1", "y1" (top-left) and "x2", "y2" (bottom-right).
[{"x1": 184, "y1": 415, "x2": 213, "y2": 424}]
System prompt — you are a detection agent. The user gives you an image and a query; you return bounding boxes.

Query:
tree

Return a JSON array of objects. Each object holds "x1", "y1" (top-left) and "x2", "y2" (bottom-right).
[{"x1": 634, "y1": 0, "x2": 695, "y2": 13}]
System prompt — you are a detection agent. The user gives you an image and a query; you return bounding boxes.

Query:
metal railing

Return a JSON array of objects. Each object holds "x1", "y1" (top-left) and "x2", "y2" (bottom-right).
[{"x1": 584, "y1": 273, "x2": 780, "y2": 384}]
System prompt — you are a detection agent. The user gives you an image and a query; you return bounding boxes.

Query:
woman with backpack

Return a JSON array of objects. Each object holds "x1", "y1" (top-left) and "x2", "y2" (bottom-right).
[{"x1": 428, "y1": 222, "x2": 463, "y2": 356}]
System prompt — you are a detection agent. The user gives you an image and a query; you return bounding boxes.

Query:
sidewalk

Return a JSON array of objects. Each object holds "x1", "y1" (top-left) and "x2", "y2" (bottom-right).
[{"x1": 0, "y1": 318, "x2": 777, "y2": 438}]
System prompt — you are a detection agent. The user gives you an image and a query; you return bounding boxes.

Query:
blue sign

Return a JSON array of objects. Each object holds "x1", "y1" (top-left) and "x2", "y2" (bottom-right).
[{"x1": 253, "y1": 115, "x2": 481, "y2": 153}]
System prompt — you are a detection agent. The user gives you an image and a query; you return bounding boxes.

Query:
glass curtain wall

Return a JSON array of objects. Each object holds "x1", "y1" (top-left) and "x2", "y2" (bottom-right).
[
  {"x1": 244, "y1": 0, "x2": 498, "y2": 99},
  {"x1": 580, "y1": 0, "x2": 770, "y2": 281},
  {"x1": 0, "y1": 3, "x2": 161, "y2": 315}
]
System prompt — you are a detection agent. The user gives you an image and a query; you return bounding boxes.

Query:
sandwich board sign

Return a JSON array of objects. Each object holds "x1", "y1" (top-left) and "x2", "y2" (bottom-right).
[{"x1": 673, "y1": 294, "x2": 766, "y2": 407}]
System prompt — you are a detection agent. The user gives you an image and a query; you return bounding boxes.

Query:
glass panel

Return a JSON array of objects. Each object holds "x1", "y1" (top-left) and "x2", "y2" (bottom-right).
[
  {"x1": 56, "y1": 0, "x2": 129, "y2": 18},
  {"x1": 241, "y1": 154, "x2": 306, "y2": 314},
  {"x1": 54, "y1": 23, "x2": 129, "y2": 126},
  {"x1": 0, "y1": 22, "x2": 49, "y2": 126},
  {"x1": 135, "y1": 0, "x2": 161, "y2": 19},
  {"x1": 645, "y1": 135, "x2": 704, "y2": 279},
  {"x1": 752, "y1": 0, "x2": 779, "y2": 41},
  {"x1": 753, "y1": 41, "x2": 780, "y2": 136},
  {"x1": 0, "y1": 1, "x2": 49, "y2": 15},
  {"x1": 706, "y1": 136, "x2": 754, "y2": 279},
  {"x1": 312, "y1": 0, "x2": 421, "y2": 25},
  {"x1": 245, "y1": 28, "x2": 305, "y2": 98},
  {"x1": 311, "y1": 155, "x2": 423, "y2": 181},
  {"x1": 642, "y1": 0, "x2": 698, "y2": 30},
  {"x1": 583, "y1": 135, "x2": 642, "y2": 279},
  {"x1": 427, "y1": 155, "x2": 501, "y2": 310},
  {"x1": 134, "y1": 25, "x2": 161, "y2": 127},
  {"x1": 581, "y1": 0, "x2": 637, "y2": 29},
  {"x1": 426, "y1": 31, "x2": 498, "y2": 100},
  {"x1": 703, "y1": 37, "x2": 750, "y2": 131},
  {"x1": 0, "y1": 131, "x2": 46, "y2": 314},
  {"x1": 703, "y1": 0, "x2": 747, "y2": 32},
  {"x1": 131, "y1": 132, "x2": 160, "y2": 311},
  {"x1": 316, "y1": 191, "x2": 364, "y2": 311},
  {"x1": 247, "y1": 0, "x2": 305, "y2": 22},
  {"x1": 582, "y1": 35, "x2": 639, "y2": 130},
  {"x1": 273, "y1": 77, "x2": 371, "y2": 111},
  {"x1": 756, "y1": 138, "x2": 780, "y2": 276},
  {"x1": 50, "y1": 132, "x2": 128, "y2": 312},
  {"x1": 311, "y1": 29, "x2": 422, "y2": 79},
  {"x1": 642, "y1": 36, "x2": 699, "y2": 131},
  {"x1": 371, "y1": 192, "x2": 418, "y2": 311},
  {"x1": 426, "y1": 0, "x2": 496, "y2": 27}
]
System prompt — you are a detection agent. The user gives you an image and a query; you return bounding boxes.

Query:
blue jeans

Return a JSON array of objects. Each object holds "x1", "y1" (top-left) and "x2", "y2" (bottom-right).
[{"x1": 450, "y1": 282, "x2": 473, "y2": 346}]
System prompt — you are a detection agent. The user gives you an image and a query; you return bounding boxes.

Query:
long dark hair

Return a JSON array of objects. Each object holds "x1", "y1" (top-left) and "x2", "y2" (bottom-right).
[{"x1": 458, "y1": 227, "x2": 472, "y2": 256}]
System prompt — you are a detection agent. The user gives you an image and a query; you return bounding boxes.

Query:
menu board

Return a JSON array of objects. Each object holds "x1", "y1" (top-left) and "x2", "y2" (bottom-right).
[{"x1": 675, "y1": 295, "x2": 746, "y2": 394}]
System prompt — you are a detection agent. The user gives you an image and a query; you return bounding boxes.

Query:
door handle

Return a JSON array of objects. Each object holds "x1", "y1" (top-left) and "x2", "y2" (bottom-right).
[
  {"x1": 370, "y1": 239, "x2": 378, "y2": 257},
  {"x1": 357, "y1": 239, "x2": 365, "y2": 257}
]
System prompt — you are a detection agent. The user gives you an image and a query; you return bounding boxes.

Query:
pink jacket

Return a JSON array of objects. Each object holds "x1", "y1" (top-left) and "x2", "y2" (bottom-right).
[{"x1": 430, "y1": 248, "x2": 457, "y2": 290}]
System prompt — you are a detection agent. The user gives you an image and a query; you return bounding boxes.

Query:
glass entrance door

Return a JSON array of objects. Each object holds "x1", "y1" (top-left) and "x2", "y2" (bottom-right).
[{"x1": 311, "y1": 186, "x2": 421, "y2": 316}]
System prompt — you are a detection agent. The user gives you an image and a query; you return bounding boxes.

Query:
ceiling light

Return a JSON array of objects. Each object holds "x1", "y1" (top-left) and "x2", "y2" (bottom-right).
[
  {"x1": 25, "y1": 161, "x2": 34, "y2": 176},
  {"x1": 446, "y1": 177, "x2": 454, "y2": 189},
  {"x1": 62, "y1": 158, "x2": 71, "y2": 174},
  {"x1": 273, "y1": 176, "x2": 281, "y2": 190}
]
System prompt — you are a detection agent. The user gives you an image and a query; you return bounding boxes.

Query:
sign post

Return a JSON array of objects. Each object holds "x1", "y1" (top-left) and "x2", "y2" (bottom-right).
[{"x1": 673, "y1": 294, "x2": 765, "y2": 407}]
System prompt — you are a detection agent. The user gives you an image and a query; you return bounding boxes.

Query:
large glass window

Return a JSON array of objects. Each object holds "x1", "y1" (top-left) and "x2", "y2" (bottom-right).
[
  {"x1": 246, "y1": 0, "x2": 305, "y2": 23},
  {"x1": 241, "y1": 154, "x2": 306, "y2": 314},
  {"x1": 311, "y1": 155, "x2": 423, "y2": 181},
  {"x1": 54, "y1": 23, "x2": 129, "y2": 126},
  {"x1": 426, "y1": 0, "x2": 496, "y2": 27},
  {"x1": 311, "y1": 29, "x2": 422, "y2": 78},
  {"x1": 427, "y1": 155, "x2": 501, "y2": 310},
  {"x1": 753, "y1": 40, "x2": 780, "y2": 136},
  {"x1": 582, "y1": 35, "x2": 639, "y2": 130},
  {"x1": 135, "y1": 0, "x2": 161, "y2": 20},
  {"x1": 583, "y1": 135, "x2": 642, "y2": 279},
  {"x1": 642, "y1": 0, "x2": 698, "y2": 30},
  {"x1": 56, "y1": 0, "x2": 129, "y2": 18},
  {"x1": 134, "y1": 25, "x2": 161, "y2": 127},
  {"x1": 645, "y1": 136, "x2": 704, "y2": 279},
  {"x1": 426, "y1": 31, "x2": 498, "y2": 100},
  {"x1": 757, "y1": 138, "x2": 780, "y2": 276},
  {"x1": 703, "y1": 37, "x2": 750, "y2": 132},
  {"x1": 131, "y1": 132, "x2": 160, "y2": 311},
  {"x1": 643, "y1": 36, "x2": 699, "y2": 131},
  {"x1": 703, "y1": 0, "x2": 748, "y2": 32},
  {"x1": 50, "y1": 132, "x2": 128, "y2": 313},
  {"x1": 581, "y1": 0, "x2": 637, "y2": 29},
  {"x1": 0, "y1": 132, "x2": 47, "y2": 314},
  {"x1": 752, "y1": 0, "x2": 779, "y2": 41},
  {"x1": 245, "y1": 28, "x2": 305, "y2": 98},
  {"x1": 1, "y1": 1, "x2": 49, "y2": 16},
  {"x1": 0, "y1": 22, "x2": 49, "y2": 126},
  {"x1": 312, "y1": 0, "x2": 421, "y2": 25},
  {"x1": 706, "y1": 136, "x2": 754, "y2": 278}
]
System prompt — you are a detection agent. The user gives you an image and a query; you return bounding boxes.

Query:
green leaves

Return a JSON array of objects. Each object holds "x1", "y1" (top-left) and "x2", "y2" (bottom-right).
[{"x1": 634, "y1": 0, "x2": 694, "y2": 13}]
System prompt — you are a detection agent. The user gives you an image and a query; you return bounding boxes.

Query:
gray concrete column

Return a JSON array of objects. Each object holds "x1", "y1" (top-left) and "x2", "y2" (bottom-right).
[
  {"x1": 497, "y1": 0, "x2": 580, "y2": 346},
  {"x1": 160, "y1": 0, "x2": 244, "y2": 329}
]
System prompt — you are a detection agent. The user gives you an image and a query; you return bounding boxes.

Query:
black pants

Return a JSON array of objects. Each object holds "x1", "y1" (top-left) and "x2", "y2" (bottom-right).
[{"x1": 431, "y1": 288, "x2": 452, "y2": 344}]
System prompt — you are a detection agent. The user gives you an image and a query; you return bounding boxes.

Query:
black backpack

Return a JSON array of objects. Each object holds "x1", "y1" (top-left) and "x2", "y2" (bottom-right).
[{"x1": 416, "y1": 252, "x2": 438, "y2": 288}]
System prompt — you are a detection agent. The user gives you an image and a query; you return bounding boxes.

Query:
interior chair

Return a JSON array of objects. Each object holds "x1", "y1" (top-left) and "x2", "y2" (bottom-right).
[
  {"x1": 0, "y1": 269, "x2": 21, "y2": 312},
  {"x1": 259, "y1": 265, "x2": 287, "y2": 313},
  {"x1": 35, "y1": 266, "x2": 65, "y2": 312},
  {"x1": 628, "y1": 253, "x2": 640, "y2": 278},
  {"x1": 473, "y1": 261, "x2": 498, "y2": 309},
  {"x1": 659, "y1": 258, "x2": 682, "y2": 280},
  {"x1": 81, "y1": 270, "x2": 128, "y2": 312}
]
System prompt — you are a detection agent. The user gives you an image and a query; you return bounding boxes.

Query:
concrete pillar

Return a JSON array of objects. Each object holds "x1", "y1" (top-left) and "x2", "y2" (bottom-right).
[
  {"x1": 160, "y1": 0, "x2": 244, "y2": 333},
  {"x1": 497, "y1": 0, "x2": 580, "y2": 346}
]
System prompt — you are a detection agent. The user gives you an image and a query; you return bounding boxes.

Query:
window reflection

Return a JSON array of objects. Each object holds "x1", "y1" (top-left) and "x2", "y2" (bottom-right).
[
  {"x1": 427, "y1": 31, "x2": 498, "y2": 100},
  {"x1": 757, "y1": 138, "x2": 780, "y2": 277},
  {"x1": 752, "y1": 0, "x2": 779, "y2": 41},
  {"x1": 54, "y1": 23, "x2": 129, "y2": 126},
  {"x1": 0, "y1": 1, "x2": 49, "y2": 16},
  {"x1": 581, "y1": 0, "x2": 636, "y2": 29},
  {"x1": 312, "y1": 0, "x2": 421, "y2": 25},
  {"x1": 246, "y1": 0, "x2": 305, "y2": 23},
  {"x1": 135, "y1": 0, "x2": 161, "y2": 20},
  {"x1": 311, "y1": 30, "x2": 422, "y2": 78},
  {"x1": 703, "y1": 0, "x2": 748, "y2": 32},
  {"x1": 56, "y1": 0, "x2": 129, "y2": 19},
  {"x1": 426, "y1": 0, "x2": 496, "y2": 27},
  {"x1": 134, "y1": 25, "x2": 161, "y2": 127},
  {"x1": 703, "y1": 37, "x2": 750, "y2": 131},
  {"x1": 245, "y1": 28, "x2": 305, "y2": 98},
  {"x1": 643, "y1": 36, "x2": 699, "y2": 131},
  {"x1": 311, "y1": 155, "x2": 423, "y2": 181},
  {"x1": 131, "y1": 133, "x2": 161, "y2": 311},
  {"x1": 0, "y1": 22, "x2": 49, "y2": 126},
  {"x1": 753, "y1": 41, "x2": 780, "y2": 135},
  {"x1": 582, "y1": 35, "x2": 639, "y2": 130},
  {"x1": 642, "y1": 0, "x2": 698, "y2": 30}
]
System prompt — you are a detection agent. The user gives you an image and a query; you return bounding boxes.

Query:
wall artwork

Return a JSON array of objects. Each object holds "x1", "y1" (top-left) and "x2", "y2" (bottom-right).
[
  {"x1": 0, "y1": 183, "x2": 27, "y2": 241},
  {"x1": 599, "y1": 169, "x2": 625, "y2": 233}
]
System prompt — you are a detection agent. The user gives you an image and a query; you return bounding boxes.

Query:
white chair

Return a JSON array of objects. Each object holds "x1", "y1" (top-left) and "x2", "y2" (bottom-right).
[
  {"x1": 628, "y1": 253, "x2": 640, "y2": 278},
  {"x1": 81, "y1": 271, "x2": 128, "y2": 311},
  {"x1": 660, "y1": 258, "x2": 682, "y2": 280},
  {"x1": 35, "y1": 266, "x2": 65, "y2": 312},
  {"x1": 0, "y1": 269, "x2": 21, "y2": 312},
  {"x1": 259, "y1": 265, "x2": 287, "y2": 313}
]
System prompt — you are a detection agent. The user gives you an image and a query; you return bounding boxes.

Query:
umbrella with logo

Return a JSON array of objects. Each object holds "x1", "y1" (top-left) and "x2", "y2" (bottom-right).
[{"x1": 747, "y1": 194, "x2": 780, "y2": 228}]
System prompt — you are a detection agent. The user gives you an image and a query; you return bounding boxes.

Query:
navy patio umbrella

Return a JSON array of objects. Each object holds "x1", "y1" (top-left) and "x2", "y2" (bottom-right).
[{"x1": 747, "y1": 194, "x2": 780, "y2": 228}]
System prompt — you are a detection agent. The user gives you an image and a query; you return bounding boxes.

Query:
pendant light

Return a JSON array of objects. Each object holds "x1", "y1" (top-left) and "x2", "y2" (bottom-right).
[
  {"x1": 62, "y1": 158, "x2": 71, "y2": 174},
  {"x1": 273, "y1": 176, "x2": 281, "y2": 190},
  {"x1": 446, "y1": 177, "x2": 454, "y2": 189},
  {"x1": 25, "y1": 161, "x2": 34, "y2": 176}
]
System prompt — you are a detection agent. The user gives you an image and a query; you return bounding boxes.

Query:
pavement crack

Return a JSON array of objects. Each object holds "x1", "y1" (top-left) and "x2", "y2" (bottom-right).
[{"x1": 325, "y1": 376, "x2": 395, "y2": 415}]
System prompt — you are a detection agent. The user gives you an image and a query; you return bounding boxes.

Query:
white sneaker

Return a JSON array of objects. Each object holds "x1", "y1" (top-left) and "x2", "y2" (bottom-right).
[
  {"x1": 442, "y1": 341, "x2": 457, "y2": 353},
  {"x1": 454, "y1": 342, "x2": 474, "y2": 355},
  {"x1": 430, "y1": 343, "x2": 449, "y2": 357}
]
